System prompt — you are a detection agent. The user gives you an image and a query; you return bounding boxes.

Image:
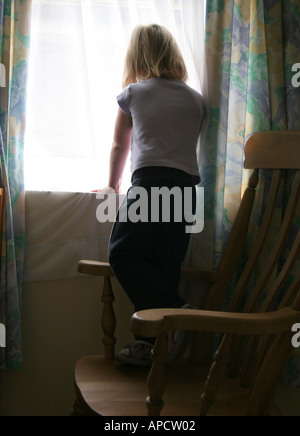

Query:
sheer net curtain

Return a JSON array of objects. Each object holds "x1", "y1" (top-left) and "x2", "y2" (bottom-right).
[{"x1": 24, "y1": 0, "x2": 207, "y2": 193}]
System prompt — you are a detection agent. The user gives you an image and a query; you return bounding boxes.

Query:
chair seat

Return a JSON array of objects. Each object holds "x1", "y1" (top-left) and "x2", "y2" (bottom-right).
[{"x1": 74, "y1": 355, "x2": 264, "y2": 416}]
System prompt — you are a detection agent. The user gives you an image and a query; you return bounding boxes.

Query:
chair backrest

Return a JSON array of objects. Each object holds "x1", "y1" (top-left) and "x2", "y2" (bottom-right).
[
  {"x1": 0, "y1": 188, "x2": 3, "y2": 255},
  {"x1": 193, "y1": 131, "x2": 300, "y2": 390}
]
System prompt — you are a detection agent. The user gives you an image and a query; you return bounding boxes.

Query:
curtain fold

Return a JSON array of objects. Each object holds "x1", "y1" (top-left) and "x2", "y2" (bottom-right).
[
  {"x1": 201, "y1": 0, "x2": 300, "y2": 385},
  {"x1": 202, "y1": 0, "x2": 300, "y2": 269},
  {"x1": 0, "y1": 0, "x2": 32, "y2": 369}
]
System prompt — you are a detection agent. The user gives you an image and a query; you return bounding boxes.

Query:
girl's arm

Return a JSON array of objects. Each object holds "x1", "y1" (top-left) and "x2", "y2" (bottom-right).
[
  {"x1": 108, "y1": 108, "x2": 133, "y2": 193},
  {"x1": 93, "y1": 108, "x2": 132, "y2": 194}
]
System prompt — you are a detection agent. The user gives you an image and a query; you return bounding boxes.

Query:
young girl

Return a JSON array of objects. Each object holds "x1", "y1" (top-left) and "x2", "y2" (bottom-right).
[{"x1": 105, "y1": 24, "x2": 205, "y2": 366}]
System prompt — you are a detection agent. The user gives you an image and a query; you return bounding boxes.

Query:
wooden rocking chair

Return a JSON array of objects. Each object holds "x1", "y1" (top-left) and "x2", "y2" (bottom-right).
[{"x1": 73, "y1": 131, "x2": 300, "y2": 416}]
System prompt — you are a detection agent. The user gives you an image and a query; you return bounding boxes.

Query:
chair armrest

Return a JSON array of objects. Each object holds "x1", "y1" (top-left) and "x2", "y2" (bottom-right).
[
  {"x1": 181, "y1": 267, "x2": 222, "y2": 283},
  {"x1": 77, "y1": 261, "x2": 220, "y2": 283},
  {"x1": 78, "y1": 260, "x2": 114, "y2": 277},
  {"x1": 131, "y1": 307, "x2": 300, "y2": 338}
]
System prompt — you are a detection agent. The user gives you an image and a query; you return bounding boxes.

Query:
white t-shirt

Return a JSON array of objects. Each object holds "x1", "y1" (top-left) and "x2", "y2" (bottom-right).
[{"x1": 117, "y1": 77, "x2": 205, "y2": 179}]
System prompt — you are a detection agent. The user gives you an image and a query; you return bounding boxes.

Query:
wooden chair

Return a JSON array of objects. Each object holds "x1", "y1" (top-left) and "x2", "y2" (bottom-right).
[{"x1": 73, "y1": 131, "x2": 300, "y2": 416}]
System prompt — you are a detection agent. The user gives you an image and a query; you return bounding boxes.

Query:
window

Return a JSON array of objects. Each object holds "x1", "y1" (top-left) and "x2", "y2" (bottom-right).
[{"x1": 24, "y1": 0, "x2": 206, "y2": 193}]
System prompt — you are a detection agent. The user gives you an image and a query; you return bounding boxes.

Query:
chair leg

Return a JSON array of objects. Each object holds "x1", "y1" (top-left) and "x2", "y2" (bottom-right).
[
  {"x1": 246, "y1": 332, "x2": 293, "y2": 416},
  {"x1": 72, "y1": 382, "x2": 100, "y2": 417},
  {"x1": 200, "y1": 334, "x2": 232, "y2": 416},
  {"x1": 146, "y1": 333, "x2": 169, "y2": 416},
  {"x1": 102, "y1": 276, "x2": 116, "y2": 361}
]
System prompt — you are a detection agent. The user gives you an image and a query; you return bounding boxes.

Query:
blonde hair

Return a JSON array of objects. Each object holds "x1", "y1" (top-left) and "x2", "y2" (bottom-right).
[{"x1": 122, "y1": 24, "x2": 188, "y2": 88}]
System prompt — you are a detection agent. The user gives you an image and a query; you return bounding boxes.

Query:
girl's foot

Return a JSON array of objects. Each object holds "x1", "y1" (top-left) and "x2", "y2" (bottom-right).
[{"x1": 116, "y1": 340, "x2": 153, "y2": 367}]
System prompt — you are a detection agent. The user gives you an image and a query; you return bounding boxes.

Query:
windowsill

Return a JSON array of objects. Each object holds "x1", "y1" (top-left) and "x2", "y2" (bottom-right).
[{"x1": 24, "y1": 189, "x2": 128, "y2": 196}]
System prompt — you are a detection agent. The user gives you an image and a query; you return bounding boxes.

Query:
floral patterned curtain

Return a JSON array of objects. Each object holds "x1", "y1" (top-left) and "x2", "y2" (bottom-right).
[
  {"x1": 201, "y1": 0, "x2": 300, "y2": 385},
  {"x1": 0, "y1": 0, "x2": 32, "y2": 369}
]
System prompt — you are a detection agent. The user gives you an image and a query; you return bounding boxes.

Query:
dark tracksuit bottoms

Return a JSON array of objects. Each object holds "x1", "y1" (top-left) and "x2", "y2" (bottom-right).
[{"x1": 109, "y1": 166, "x2": 196, "y2": 344}]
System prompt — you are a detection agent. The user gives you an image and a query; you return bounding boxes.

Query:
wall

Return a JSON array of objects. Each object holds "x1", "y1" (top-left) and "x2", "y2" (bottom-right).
[{"x1": 0, "y1": 276, "x2": 134, "y2": 416}]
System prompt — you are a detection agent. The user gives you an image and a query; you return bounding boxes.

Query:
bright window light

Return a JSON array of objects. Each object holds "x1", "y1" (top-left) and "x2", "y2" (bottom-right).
[{"x1": 24, "y1": 0, "x2": 206, "y2": 193}]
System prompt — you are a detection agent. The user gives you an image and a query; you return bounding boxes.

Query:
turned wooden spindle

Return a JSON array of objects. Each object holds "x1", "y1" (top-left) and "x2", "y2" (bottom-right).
[
  {"x1": 199, "y1": 335, "x2": 233, "y2": 416},
  {"x1": 146, "y1": 332, "x2": 169, "y2": 416},
  {"x1": 101, "y1": 276, "x2": 116, "y2": 361}
]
